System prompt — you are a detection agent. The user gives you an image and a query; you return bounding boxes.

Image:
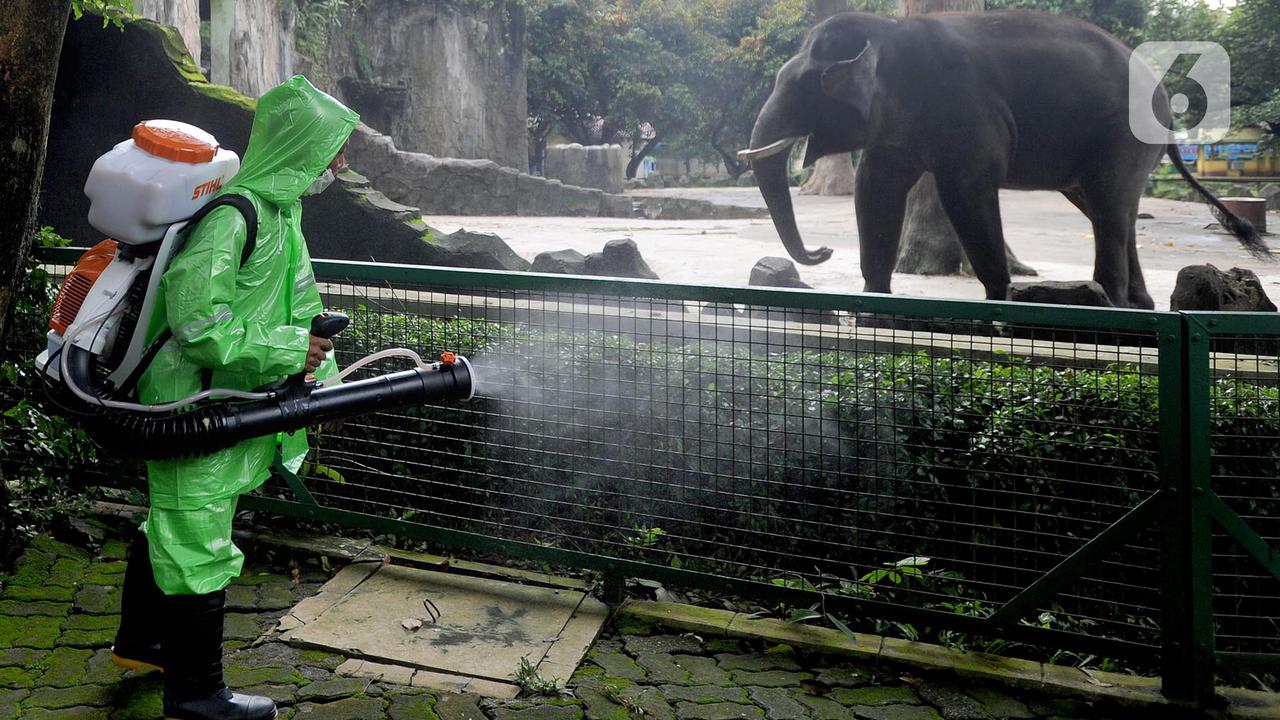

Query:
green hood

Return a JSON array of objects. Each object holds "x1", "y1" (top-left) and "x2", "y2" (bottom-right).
[{"x1": 225, "y1": 75, "x2": 360, "y2": 207}]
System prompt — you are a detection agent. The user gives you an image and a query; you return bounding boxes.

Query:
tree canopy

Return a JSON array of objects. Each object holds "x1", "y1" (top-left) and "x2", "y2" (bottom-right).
[{"x1": 526, "y1": 0, "x2": 1280, "y2": 176}]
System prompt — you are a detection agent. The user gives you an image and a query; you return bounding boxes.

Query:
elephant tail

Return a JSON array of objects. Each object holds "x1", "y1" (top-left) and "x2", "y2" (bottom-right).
[{"x1": 1166, "y1": 144, "x2": 1271, "y2": 261}]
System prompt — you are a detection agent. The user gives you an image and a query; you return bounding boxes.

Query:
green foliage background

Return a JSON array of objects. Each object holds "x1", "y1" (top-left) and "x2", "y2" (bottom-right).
[
  {"x1": 0, "y1": 230, "x2": 99, "y2": 567},
  {"x1": 525, "y1": 0, "x2": 1280, "y2": 174}
]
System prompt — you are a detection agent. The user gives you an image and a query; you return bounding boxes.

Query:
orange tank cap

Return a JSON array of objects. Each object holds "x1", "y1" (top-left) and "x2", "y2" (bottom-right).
[
  {"x1": 440, "y1": 352, "x2": 457, "y2": 366},
  {"x1": 131, "y1": 120, "x2": 219, "y2": 164}
]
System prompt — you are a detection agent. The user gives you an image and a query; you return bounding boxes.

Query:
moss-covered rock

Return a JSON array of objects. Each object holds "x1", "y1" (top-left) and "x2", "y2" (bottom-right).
[
  {"x1": 0, "y1": 615, "x2": 62, "y2": 650},
  {"x1": 107, "y1": 685, "x2": 164, "y2": 720},
  {"x1": 569, "y1": 664, "x2": 606, "y2": 684},
  {"x1": 0, "y1": 667, "x2": 35, "y2": 689},
  {"x1": 35, "y1": 647, "x2": 92, "y2": 689},
  {"x1": 81, "y1": 563, "x2": 126, "y2": 587},
  {"x1": 0, "y1": 601, "x2": 70, "y2": 618},
  {"x1": 96, "y1": 541, "x2": 129, "y2": 562},
  {"x1": 5, "y1": 551, "x2": 54, "y2": 588},
  {"x1": 46, "y1": 558, "x2": 89, "y2": 588},
  {"x1": 830, "y1": 685, "x2": 921, "y2": 707},
  {"x1": 298, "y1": 650, "x2": 346, "y2": 671},
  {"x1": 0, "y1": 585, "x2": 75, "y2": 603},
  {"x1": 30, "y1": 538, "x2": 89, "y2": 562},
  {"x1": 224, "y1": 665, "x2": 305, "y2": 688},
  {"x1": 387, "y1": 692, "x2": 439, "y2": 720},
  {"x1": 0, "y1": 688, "x2": 27, "y2": 720}
]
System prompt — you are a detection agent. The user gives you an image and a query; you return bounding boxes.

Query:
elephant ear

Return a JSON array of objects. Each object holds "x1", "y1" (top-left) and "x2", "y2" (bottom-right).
[{"x1": 820, "y1": 41, "x2": 878, "y2": 121}]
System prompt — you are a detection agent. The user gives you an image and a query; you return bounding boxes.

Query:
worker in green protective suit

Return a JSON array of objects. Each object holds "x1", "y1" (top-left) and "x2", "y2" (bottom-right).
[{"x1": 109, "y1": 76, "x2": 359, "y2": 720}]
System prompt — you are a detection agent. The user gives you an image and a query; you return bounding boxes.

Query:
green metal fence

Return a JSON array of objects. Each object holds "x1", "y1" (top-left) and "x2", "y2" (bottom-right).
[{"x1": 15, "y1": 247, "x2": 1280, "y2": 706}]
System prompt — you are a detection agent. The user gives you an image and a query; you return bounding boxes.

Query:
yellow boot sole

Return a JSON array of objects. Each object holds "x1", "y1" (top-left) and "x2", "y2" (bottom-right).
[{"x1": 109, "y1": 650, "x2": 163, "y2": 674}]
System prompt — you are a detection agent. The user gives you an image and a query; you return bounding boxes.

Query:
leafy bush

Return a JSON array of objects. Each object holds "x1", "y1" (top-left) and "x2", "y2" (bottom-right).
[
  {"x1": 0, "y1": 229, "x2": 100, "y2": 566},
  {"x1": 313, "y1": 311, "x2": 1280, "y2": 657}
]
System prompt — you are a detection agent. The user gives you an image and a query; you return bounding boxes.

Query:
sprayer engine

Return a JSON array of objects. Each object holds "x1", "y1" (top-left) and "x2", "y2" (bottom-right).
[{"x1": 36, "y1": 120, "x2": 475, "y2": 460}]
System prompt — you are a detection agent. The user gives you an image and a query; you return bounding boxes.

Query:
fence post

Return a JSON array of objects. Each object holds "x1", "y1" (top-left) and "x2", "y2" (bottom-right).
[{"x1": 1159, "y1": 317, "x2": 1216, "y2": 705}]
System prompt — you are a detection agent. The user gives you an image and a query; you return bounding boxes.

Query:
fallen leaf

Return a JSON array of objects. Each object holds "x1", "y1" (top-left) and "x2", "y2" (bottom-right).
[
  {"x1": 402, "y1": 618, "x2": 423, "y2": 632},
  {"x1": 1165, "y1": 242, "x2": 1175, "y2": 247}
]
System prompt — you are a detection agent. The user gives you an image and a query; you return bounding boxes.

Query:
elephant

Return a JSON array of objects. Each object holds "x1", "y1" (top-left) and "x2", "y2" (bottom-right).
[{"x1": 738, "y1": 10, "x2": 1270, "y2": 309}]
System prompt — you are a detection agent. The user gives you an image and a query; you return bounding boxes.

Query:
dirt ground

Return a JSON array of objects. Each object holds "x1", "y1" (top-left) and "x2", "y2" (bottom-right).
[{"x1": 428, "y1": 187, "x2": 1280, "y2": 311}]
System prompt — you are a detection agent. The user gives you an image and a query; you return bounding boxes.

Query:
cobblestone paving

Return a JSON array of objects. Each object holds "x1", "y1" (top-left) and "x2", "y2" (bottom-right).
[{"x1": 0, "y1": 535, "x2": 1123, "y2": 719}]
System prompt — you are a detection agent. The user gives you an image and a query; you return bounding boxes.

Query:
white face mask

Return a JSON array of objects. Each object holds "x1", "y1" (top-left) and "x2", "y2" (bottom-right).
[{"x1": 303, "y1": 169, "x2": 335, "y2": 196}]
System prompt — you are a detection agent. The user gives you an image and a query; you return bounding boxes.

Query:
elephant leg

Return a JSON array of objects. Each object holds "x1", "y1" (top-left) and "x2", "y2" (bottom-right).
[
  {"x1": 1081, "y1": 179, "x2": 1145, "y2": 309},
  {"x1": 855, "y1": 150, "x2": 923, "y2": 294},
  {"x1": 1126, "y1": 229, "x2": 1155, "y2": 309},
  {"x1": 934, "y1": 176, "x2": 1010, "y2": 301},
  {"x1": 1086, "y1": 208, "x2": 1134, "y2": 309}
]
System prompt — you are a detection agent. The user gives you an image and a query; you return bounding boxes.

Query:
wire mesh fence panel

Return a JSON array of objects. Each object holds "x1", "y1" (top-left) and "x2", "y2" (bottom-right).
[
  {"x1": 264, "y1": 269, "x2": 1173, "y2": 655},
  {"x1": 1207, "y1": 333, "x2": 1280, "y2": 657},
  {"x1": 24, "y1": 249, "x2": 1280, "y2": 674}
]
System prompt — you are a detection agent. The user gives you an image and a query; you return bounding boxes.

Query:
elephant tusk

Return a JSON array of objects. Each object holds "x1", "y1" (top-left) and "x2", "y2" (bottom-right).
[{"x1": 737, "y1": 136, "x2": 806, "y2": 163}]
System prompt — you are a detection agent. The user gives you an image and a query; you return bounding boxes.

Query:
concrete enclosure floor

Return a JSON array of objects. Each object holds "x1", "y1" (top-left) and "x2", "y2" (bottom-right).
[{"x1": 428, "y1": 188, "x2": 1280, "y2": 311}]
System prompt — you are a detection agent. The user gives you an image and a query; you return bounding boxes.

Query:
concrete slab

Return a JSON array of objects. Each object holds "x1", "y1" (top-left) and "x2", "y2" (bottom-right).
[{"x1": 280, "y1": 564, "x2": 604, "y2": 696}]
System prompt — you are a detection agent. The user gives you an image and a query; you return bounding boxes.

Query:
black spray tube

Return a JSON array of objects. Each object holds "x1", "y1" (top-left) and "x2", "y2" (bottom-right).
[
  {"x1": 106, "y1": 360, "x2": 473, "y2": 459},
  {"x1": 71, "y1": 311, "x2": 475, "y2": 460}
]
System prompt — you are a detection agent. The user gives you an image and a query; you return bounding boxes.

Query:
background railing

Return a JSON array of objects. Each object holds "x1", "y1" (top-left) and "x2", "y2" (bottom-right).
[{"x1": 12, "y1": 247, "x2": 1280, "y2": 706}]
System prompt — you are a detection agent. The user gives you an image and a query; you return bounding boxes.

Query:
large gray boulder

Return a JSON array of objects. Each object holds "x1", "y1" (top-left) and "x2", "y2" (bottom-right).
[
  {"x1": 584, "y1": 239, "x2": 659, "y2": 280},
  {"x1": 1009, "y1": 281, "x2": 1114, "y2": 307},
  {"x1": 532, "y1": 249, "x2": 588, "y2": 275},
  {"x1": 746, "y1": 257, "x2": 838, "y2": 325},
  {"x1": 425, "y1": 230, "x2": 532, "y2": 272},
  {"x1": 749, "y1": 257, "x2": 810, "y2": 289},
  {"x1": 544, "y1": 143, "x2": 626, "y2": 194},
  {"x1": 1170, "y1": 265, "x2": 1277, "y2": 312},
  {"x1": 1260, "y1": 183, "x2": 1280, "y2": 211}
]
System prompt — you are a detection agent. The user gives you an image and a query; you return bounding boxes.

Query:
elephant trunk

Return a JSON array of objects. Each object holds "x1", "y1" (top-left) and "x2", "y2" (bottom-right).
[{"x1": 745, "y1": 123, "x2": 833, "y2": 266}]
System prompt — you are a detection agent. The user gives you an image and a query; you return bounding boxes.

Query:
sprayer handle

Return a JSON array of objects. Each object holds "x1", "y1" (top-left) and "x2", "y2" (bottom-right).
[
  {"x1": 268, "y1": 313, "x2": 351, "y2": 399},
  {"x1": 310, "y1": 311, "x2": 350, "y2": 340}
]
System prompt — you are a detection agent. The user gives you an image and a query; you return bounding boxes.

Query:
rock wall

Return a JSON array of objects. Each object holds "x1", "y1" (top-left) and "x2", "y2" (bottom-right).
[
  {"x1": 134, "y1": 0, "x2": 526, "y2": 172},
  {"x1": 38, "y1": 15, "x2": 530, "y2": 270},
  {"x1": 132, "y1": 0, "x2": 201, "y2": 67},
  {"x1": 305, "y1": 0, "x2": 529, "y2": 169},
  {"x1": 227, "y1": 0, "x2": 295, "y2": 98},
  {"x1": 348, "y1": 126, "x2": 633, "y2": 217},
  {"x1": 545, "y1": 144, "x2": 625, "y2": 194}
]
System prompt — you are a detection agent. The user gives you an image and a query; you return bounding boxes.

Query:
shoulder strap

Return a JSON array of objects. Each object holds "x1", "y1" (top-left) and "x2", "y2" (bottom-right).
[
  {"x1": 116, "y1": 194, "x2": 259, "y2": 397},
  {"x1": 183, "y1": 193, "x2": 259, "y2": 268}
]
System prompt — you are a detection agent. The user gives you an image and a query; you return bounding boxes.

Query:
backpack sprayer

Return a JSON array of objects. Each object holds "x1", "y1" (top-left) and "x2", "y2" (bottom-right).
[{"x1": 34, "y1": 120, "x2": 474, "y2": 460}]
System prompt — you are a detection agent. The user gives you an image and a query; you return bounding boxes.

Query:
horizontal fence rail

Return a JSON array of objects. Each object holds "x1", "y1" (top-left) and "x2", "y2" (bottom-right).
[{"x1": 11, "y1": 247, "x2": 1280, "y2": 706}]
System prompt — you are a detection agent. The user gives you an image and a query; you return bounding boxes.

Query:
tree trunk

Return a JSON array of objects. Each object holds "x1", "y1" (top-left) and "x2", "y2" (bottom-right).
[
  {"x1": 0, "y1": 0, "x2": 73, "y2": 348},
  {"x1": 799, "y1": 0, "x2": 854, "y2": 196},
  {"x1": 626, "y1": 135, "x2": 662, "y2": 180},
  {"x1": 711, "y1": 139, "x2": 749, "y2": 179},
  {"x1": 894, "y1": 0, "x2": 1035, "y2": 277}
]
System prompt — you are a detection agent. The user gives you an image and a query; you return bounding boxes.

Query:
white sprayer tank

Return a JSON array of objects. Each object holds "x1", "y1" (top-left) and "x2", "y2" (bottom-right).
[{"x1": 84, "y1": 120, "x2": 240, "y2": 245}]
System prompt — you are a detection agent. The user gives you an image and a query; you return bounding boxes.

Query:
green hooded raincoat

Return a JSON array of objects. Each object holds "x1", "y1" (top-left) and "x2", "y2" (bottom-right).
[{"x1": 137, "y1": 76, "x2": 359, "y2": 595}]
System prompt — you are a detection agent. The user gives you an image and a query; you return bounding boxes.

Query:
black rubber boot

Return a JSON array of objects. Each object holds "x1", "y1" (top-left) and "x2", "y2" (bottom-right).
[
  {"x1": 111, "y1": 530, "x2": 164, "y2": 673},
  {"x1": 162, "y1": 590, "x2": 277, "y2": 720}
]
